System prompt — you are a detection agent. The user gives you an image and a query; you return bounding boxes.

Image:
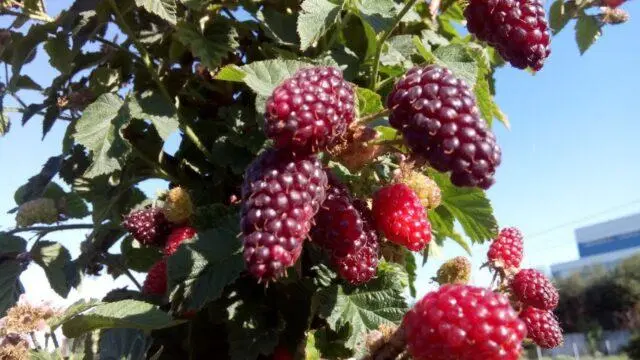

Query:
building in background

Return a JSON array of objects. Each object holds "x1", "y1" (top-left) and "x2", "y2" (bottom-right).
[{"x1": 551, "y1": 212, "x2": 640, "y2": 278}]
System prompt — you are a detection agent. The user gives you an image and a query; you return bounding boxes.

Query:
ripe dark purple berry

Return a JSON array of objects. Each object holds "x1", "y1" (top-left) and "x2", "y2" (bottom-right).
[
  {"x1": 264, "y1": 66, "x2": 356, "y2": 153},
  {"x1": 387, "y1": 65, "x2": 501, "y2": 189},
  {"x1": 465, "y1": 0, "x2": 551, "y2": 71},
  {"x1": 241, "y1": 148, "x2": 328, "y2": 281}
]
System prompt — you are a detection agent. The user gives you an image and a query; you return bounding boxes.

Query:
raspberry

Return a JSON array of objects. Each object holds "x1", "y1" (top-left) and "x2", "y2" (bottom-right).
[
  {"x1": 434, "y1": 256, "x2": 472, "y2": 285},
  {"x1": 372, "y1": 183, "x2": 432, "y2": 251},
  {"x1": 398, "y1": 170, "x2": 441, "y2": 209},
  {"x1": 15, "y1": 198, "x2": 58, "y2": 227},
  {"x1": 465, "y1": 0, "x2": 551, "y2": 71},
  {"x1": 387, "y1": 65, "x2": 501, "y2": 189},
  {"x1": 519, "y1": 307, "x2": 563, "y2": 348},
  {"x1": 164, "y1": 226, "x2": 197, "y2": 256},
  {"x1": 264, "y1": 66, "x2": 355, "y2": 153},
  {"x1": 241, "y1": 148, "x2": 328, "y2": 281},
  {"x1": 510, "y1": 269, "x2": 559, "y2": 310},
  {"x1": 143, "y1": 259, "x2": 167, "y2": 296},
  {"x1": 122, "y1": 207, "x2": 172, "y2": 246},
  {"x1": 487, "y1": 227, "x2": 524, "y2": 271},
  {"x1": 403, "y1": 284, "x2": 527, "y2": 360},
  {"x1": 163, "y1": 186, "x2": 194, "y2": 224},
  {"x1": 331, "y1": 199, "x2": 379, "y2": 285}
]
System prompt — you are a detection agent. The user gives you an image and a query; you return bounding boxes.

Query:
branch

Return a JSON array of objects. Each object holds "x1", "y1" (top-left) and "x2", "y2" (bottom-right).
[
  {"x1": 359, "y1": 108, "x2": 392, "y2": 124},
  {"x1": 369, "y1": 0, "x2": 420, "y2": 89},
  {"x1": 107, "y1": 0, "x2": 215, "y2": 163},
  {"x1": 4, "y1": 223, "x2": 94, "y2": 236}
]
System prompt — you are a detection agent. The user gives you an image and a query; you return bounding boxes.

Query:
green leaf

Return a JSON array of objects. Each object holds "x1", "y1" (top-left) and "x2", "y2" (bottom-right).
[
  {"x1": 217, "y1": 59, "x2": 311, "y2": 97},
  {"x1": 0, "y1": 112, "x2": 9, "y2": 136},
  {"x1": 305, "y1": 332, "x2": 321, "y2": 360},
  {"x1": 61, "y1": 300, "x2": 180, "y2": 338},
  {"x1": 14, "y1": 74, "x2": 43, "y2": 90},
  {"x1": 73, "y1": 93, "x2": 130, "y2": 178},
  {"x1": 318, "y1": 264, "x2": 408, "y2": 350},
  {"x1": 404, "y1": 249, "x2": 417, "y2": 297},
  {"x1": 48, "y1": 299, "x2": 101, "y2": 331},
  {"x1": 98, "y1": 328, "x2": 152, "y2": 360},
  {"x1": 356, "y1": 87, "x2": 383, "y2": 117},
  {"x1": 44, "y1": 34, "x2": 73, "y2": 74},
  {"x1": 380, "y1": 35, "x2": 415, "y2": 67},
  {"x1": 258, "y1": 8, "x2": 299, "y2": 46},
  {"x1": 227, "y1": 299, "x2": 284, "y2": 360},
  {"x1": 0, "y1": 233, "x2": 27, "y2": 254},
  {"x1": 297, "y1": 0, "x2": 342, "y2": 50},
  {"x1": 10, "y1": 23, "x2": 55, "y2": 89},
  {"x1": 168, "y1": 226, "x2": 244, "y2": 313},
  {"x1": 434, "y1": 44, "x2": 478, "y2": 86},
  {"x1": 30, "y1": 241, "x2": 74, "y2": 297},
  {"x1": 215, "y1": 65, "x2": 246, "y2": 82},
  {"x1": 121, "y1": 236, "x2": 162, "y2": 273},
  {"x1": 575, "y1": 14, "x2": 602, "y2": 54},
  {"x1": 549, "y1": 0, "x2": 576, "y2": 34},
  {"x1": 357, "y1": 0, "x2": 396, "y2": 33},
  {"x1": 128, "y1": 91, "x2": 179, "y2": 141},
  {"x1": 174, "y1": 18, "x2": 239, "y2": 70},
  {"x1": 134, "y1": 0, "x2": 177, "y2": 25},
  {"x1": 469, "y1": 47, "x2": 510, "y2": 128},
  {"x1": 0, "y1": 260, "x2": 23, "y2": 317},
  {"x1": 62, "y1": 192, "x2": 90, "y2": 219},
  {"x1": 430, "y1": 171, "x2": 498, "y2": 243}
]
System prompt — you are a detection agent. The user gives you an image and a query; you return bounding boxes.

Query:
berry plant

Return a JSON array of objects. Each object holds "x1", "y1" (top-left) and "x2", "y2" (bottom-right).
[{"x1": 0, "y1": 0, "x2": 630, "y2": 359}]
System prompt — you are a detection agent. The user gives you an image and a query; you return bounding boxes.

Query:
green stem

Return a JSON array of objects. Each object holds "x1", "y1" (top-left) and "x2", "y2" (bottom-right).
[
  {"x1": 359, "y1": 108, "x2": 391, "y2": 124},
  {"x1": 123, "y1": 265, "x2": 142, "y2": 291},
  {"x1": 0, "y1": 4, "x2": 53, "y2": 22},
  {"x1": 107, "y1": 0, "x2": 214, "y2": 162},
  {"x1": 4, "y1": 223, "x2": 94, "y2": 236},
  {"x1": 376, "y1": 76, "x2": 397, "y2": 91},
  {"x1": 369, "y1": 0, "x2": 420, "y2": 89}
]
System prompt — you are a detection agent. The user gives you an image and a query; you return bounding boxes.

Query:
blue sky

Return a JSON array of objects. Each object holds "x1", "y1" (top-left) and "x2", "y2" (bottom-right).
[{"x1": 1, "y1": 1, "x2": 639, "y2": 303}]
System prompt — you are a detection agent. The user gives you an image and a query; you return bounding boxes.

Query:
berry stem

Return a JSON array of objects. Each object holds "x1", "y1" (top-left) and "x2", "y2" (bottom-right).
[
  {"x1": 359, "y1": 108, "x2": 392, "y2": 124},
  {"x1": 107, "y1": 0, "x2": 215, "y2": 163},
  {"x1": 369, "y1": 0, "x2": 420, "y2": 89},
  {"x1": 4, "y1": 223, "x2": 94, "y2": 236}
]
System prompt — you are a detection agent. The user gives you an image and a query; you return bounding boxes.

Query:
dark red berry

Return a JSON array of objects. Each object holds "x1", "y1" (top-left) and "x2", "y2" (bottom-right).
[
  {"x1": 265, "y1": 66, "x2": 355, "y2": 153},
  {"x1": 465, "y1": 0, "x2": 551, "y2": 71},
  {"x1": 372, "y1": 183, "x2": 432, "y2": 251},
  {"x1": 511, "y1": 269, "x2": 559, "y2": 310},
  {"x1": 487, "y1": 227, "x2": 524, "y2": 271},
  {"x1": 164, "y1": 226, "x2": 197, "y2": 256},
  {"x1": 122, "y1": 207, "x2": 171, "y2": 246},
  {"x1": 241, "y1": 148, "x2": 328, "y2": 281},
  {"x1": 387, "y1": 65, "x2": 501, "y2": 189},
  {"x1": 604, "y1": 0, "x2": 625, "y2": 7},
  {"x1": 272, "y1": 345, "x2": 293, "y2": 360},
  {"x1": 404, "y1": 284, "x2": 527, "y2": 360},
  {"x1": 143, "y1": 259, "x2": 167, "y2": 296},
  {"x1": 519, "y1": 307, "x2": 563, "y2": 349}
]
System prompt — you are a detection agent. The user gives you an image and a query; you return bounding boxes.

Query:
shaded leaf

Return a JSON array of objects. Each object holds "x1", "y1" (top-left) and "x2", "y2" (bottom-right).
[
  {"x1": 575, "y1": 14, "x2": 602, "y2": 54},
  {"x1": 297, "y1": 0, "x2": 342, "y2": 50},
  {"x1": 0, "y1": 260, "x2": 23, "y2": 317},
  {"x1": 0, "y1": 234, "x2": 27, "y2": 254},
  {"x1": 174, "y1": 19, "x2": 239, "y2": 70},
  {"x1": 356, "y1": 87, "x2": 383, "y2": 117},
  {"x1": 128, "y1": 91, "x2": 179, "y2": 140},
  {"x1": 434, "y1": 44, "x2": 478, "y2": 86},
  {"x1": 258, "y1": 8, "x2": 299, "y2": 46},
  {"x1": 13, "y1": 156, "x2": 63, "y2": 205},
  {"x1": 44, "y1": 34, "x2": 73, "y2": 74},
  {"x1": 49, "y1": 299, "x2": 101, "y2": 331},
  {"x1": 98, "y1": 328, "x2": 152, "y2": 360},
  {"x1": 14, "y1": 75, "x2": 43, "y2": 90},
  {"x1": 217, "y1": 59, "x2": 311, "y2": 97},
  {"x1": 134, "y1": 0, "x2": 177, "y2": 25},
  {"x1": 73, "y1": 93, "x2": 130, "y2": 178},
  {"x1": 357, "y1": 0, "x2": 396, "y2": 33},
  {"x1": 227, "y1": 299, "x2": 285, "y2": 360},
  {"x1": 549, "y1": 0, "x2": 576, "y2": 34},
  {"x1": 61, "y1": 300, "x2": 180, "y2": 338},
  {"x1": 30, "y1": 241, "x2": 74, "y2": 297},
  {"x1": 121, "y1": 236, "x2": 162, "y2": 273}
]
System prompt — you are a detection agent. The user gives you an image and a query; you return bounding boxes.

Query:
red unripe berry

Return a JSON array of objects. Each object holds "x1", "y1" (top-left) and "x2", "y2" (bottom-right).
[
  {"x1": 487, "y1": 227, "x2": 524, "y2": 271},
  {"x1": 164, "y1": 226, "x2": 197, "y2": 256},
  {"x1": 511, "y1": 269, "x2": 559, "y2": 310},
  {"x1": 519, "y1": 307, "x2": 563, "y2": 349},
  {"x1": 143, "y1": 259, "x2": 167, "y2": 296}
]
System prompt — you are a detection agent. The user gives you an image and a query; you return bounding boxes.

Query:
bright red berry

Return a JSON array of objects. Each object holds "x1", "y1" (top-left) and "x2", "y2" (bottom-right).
[
  {"x1": 511, "y1": 269, "x2": 559, "y2": 310},
  {"x1": 372, "y1": 183, "x2": 431, "y2": 251},
  {"x1": 487, "y1": 227, "x2": 524, "y2": 271},
  {"x1": 404, "y1": 284, "x2": 527, "y2": 360},
  {"x1": 241, "y1": 149, "x2": 328, "y2": 281},
  {"x1": 519, "y1": 307, "x2": 563, "y2": 349},
  {"x1": 465, "y1": 0, "x2": 551, "y2": 71},
  {"x1": 164, "y1": 226, "x2": 197, "y2": 256},
  {"x1": 143, "y1": 259, "x2": 167, "y2": 296},
  {"x1": 604, "y1": 0, "x2": 625, "y2": 7},
  {"x1": 265, "y1": 66, "x2": 355, "y2": 153},
  {"x1": 122, "y1": 207, "x2": 172, "y2": 246},
  {"x1": 387, "y1": 65, "x2": 501, "y2": 189}
]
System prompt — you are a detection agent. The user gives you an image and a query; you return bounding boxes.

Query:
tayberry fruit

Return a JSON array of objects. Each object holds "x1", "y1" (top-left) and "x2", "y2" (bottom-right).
[
  {"x1": 387, "y1": 65, "x2": 501, "y2": 189},
  {"x1": 265, "y1": 66, "x2": 355, "y2": 153},
  {"x1": 487, "y1": 227, "x2": 524, "y2": 271},
  {"x1": 404, "y1": 284, "x2": 527, "y2": 360},
  {"x1": 511, "y1": 269, "x2": 559, "y2": 310},
  {"x1": 241, "y1": 148, "x2": 327, "y2": 281},
  {"x1": 519, "y1": 307, "x2": 563, "y2": 349},
  {"x1": 372, "y1": 183, "x2": 432, "y2": 251},
  {"x1": 164, "y1": 226, "x2": 197, "y2": 256},
  {"x1": 465, "y1": 0, "x2": 551, "y2": 70},
  {"x1": 143, "y1": 259, "x2": 167, "y2": 296},
  {"x1": 123, "y1": 207, "x2": 172, "y2": 246}
]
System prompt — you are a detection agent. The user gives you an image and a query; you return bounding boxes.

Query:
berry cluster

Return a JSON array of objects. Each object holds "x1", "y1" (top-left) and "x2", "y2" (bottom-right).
[
  {"x1": 465, "y1": 0, "x2": 551, "y2": 70},
  {"x1": 264, "y1": 66, "x2": 355, "y2": 153},
  {"x1": 387, "y1": 65, "x2": 501, "y2": 189},
  {"x1": 122, "y1": 190, "x2": 197, "y2": 297},
  {"x1": 486, "y1": 227, "x2": 564, "y2": 349},
  {"x1": 312, "y1": 179, "x2": 379, "y2": 285},
  {"x1": 241, "y1": 148, "x2": 327, "y2": 281}
]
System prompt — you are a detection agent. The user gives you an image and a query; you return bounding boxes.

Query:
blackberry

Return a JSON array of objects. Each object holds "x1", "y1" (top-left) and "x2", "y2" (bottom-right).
[
  {"x1": 122, "y1": 207, "x2": 172, "y2": 246},
  {"x1": 264, "y1": 66, "x2": 355, "y2": 153},
  {"x1": 372, "y1": 183, "x2": 432, "y2": 251},
  {"x1": 511, "y1": 268, "x2": 559, "y2": 310},
  {"x1": 387, "y1": 65, "x2": 501, "y2": 189},
  {"x1": 241, "y1": 148, "x2": 328, "y2": 281},
  {"x1": 465, "y1": 0, "x2": 551, "y2": 70},
  {"x1": 403, "y1": 284, "x2": 527, "y2": 360},
  {"x1": 519, "y1": 307, "x2": 563, "y2": 348}
]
